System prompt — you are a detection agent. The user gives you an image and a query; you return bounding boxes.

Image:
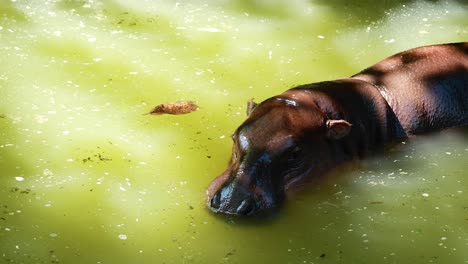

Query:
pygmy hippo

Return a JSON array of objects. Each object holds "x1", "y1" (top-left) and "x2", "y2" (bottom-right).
[{"x1": 207, "y1": 42, "x2": 468, "y2": 216}]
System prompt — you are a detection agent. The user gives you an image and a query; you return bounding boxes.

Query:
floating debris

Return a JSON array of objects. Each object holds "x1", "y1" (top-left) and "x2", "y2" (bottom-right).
[{"x1": 148, "y1": 101, "x2": 199, "y2": 115}]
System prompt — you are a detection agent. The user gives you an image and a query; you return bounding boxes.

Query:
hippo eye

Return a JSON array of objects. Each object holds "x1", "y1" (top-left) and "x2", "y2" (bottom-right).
[{"x1": 286, "y1": 146, "x2": 302, "y2": 163}]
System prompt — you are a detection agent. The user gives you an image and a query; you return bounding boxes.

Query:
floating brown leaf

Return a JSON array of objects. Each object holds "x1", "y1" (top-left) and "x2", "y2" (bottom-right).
[{"x1": 149, "y1": 101, "x2": 199, "y2": 115}]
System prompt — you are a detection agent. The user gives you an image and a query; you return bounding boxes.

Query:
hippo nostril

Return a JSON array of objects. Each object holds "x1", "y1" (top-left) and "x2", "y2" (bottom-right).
[
  {"x1": 210, "y1": 192, "x2": 222, "y2": 210},
  {"x1": 236, "y1": 198, "x2": 255, "y2": 215}
]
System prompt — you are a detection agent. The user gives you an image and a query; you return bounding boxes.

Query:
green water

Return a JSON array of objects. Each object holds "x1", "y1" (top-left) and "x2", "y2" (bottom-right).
[{"x1": 0, "y1": 0, "x2": 467, "y2": 263}]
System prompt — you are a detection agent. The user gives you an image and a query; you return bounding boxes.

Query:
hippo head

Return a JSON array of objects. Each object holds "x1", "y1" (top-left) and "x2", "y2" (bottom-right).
[{"x1": 206, "y1": 92, "x2": 352, "y2": 216}]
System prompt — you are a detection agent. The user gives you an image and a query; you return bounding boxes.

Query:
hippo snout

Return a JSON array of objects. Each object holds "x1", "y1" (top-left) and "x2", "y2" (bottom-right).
[
  {"x1": 208, "y1": 182, "x2": 258, "y2": 216},
  {"x1": 210, "y1": 192, "x2": 256, "y2": 215}
]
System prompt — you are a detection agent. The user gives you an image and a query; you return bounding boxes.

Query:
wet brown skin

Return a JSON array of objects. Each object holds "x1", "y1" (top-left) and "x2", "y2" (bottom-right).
[{"x1": 207, "y1": 42, "x2": 468, "y2": 216}]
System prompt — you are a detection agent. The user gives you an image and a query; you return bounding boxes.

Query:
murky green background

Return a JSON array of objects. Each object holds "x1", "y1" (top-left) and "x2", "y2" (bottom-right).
[{"x1": 1, "y1": 0, "x2": 467, "y2": 263}]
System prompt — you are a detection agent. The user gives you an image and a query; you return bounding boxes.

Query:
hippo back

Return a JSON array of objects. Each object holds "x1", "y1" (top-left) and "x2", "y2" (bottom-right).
[{"x1": 352, "y1": 42, "x2": 468, "y2": 135}]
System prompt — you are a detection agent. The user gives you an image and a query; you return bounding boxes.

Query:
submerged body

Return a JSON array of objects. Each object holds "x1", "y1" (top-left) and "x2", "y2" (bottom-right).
[{"x1": 207, "y1": 42, "x2": 468, "y2": 216}]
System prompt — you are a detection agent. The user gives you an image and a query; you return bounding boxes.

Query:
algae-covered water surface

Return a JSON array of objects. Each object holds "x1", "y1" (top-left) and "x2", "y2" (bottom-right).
[{"x1": 1, "y1": 0, "x2": 468, "y2": 263}]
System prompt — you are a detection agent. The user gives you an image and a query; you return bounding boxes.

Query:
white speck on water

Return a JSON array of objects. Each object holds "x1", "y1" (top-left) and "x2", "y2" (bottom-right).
[
  {"x1": 48, "y1": 11, "x2": 56, "y2": 16},
  {"x1": 45, "y1": 203, "x2": 52, "y2": 207},
  {"x1": 384, "y1": 39, "x2": 395, "y2": 43},
  {"x1": 268, "y1": 50, "x2": 273, "y2": 59},
  {"x1": 43, "y1": 169, "x2": 54, "y2": 176},
  {"x1": 422, "y1": 193, "x2": 429, "y2": 197},
  {"x1": 197, "y1": 27, "x2": 222, "y2": 32},
  {"x1": 317, "y1": 35, "x2": 325, "y2": 39},
  {"x1": 441, "y1": 237, "x2": 447, "y2": 241},
  {"x1": 125, "y1": 178, "x2": 131, "y2": 187},
  {"x1": 5, "y1": 228, "x2": 11, "y2": 231},
  {"x1": 63, "y1": 130, "x2": 70, "y2": 135},
  {"x1": 50, "y1": 233, "x2": 58, "y2": 237},
  {"x1": 53, "y1": 31, "x2": 62, "y2": 37},
  {"x1": 93, "y1": 58, "x2": 102, "y2": 62},
  {"x1": 88, "y1": 37, "x2": 97, "y2": 42},
  {"x1": 0, "y1": 26, "x2": 3, "y2": 30},
  {"x1": 128, "y1": 72, "x2": 138, "y2": 75},
  {"x1": 119, "y1": 185, "x2": 126, "y2": 191},
  {"x1": 118, "y1": 234, "x2": 127, "y2": 240},
  {"x1": 15, "y1": 176, "x2": 24, "y2": 182},
  {"x1": 35, "y1": 115, "x2": 48, "y2": 124},
  {"x1": 445, "y1": 152, "x2": 451, "y2": 155}
]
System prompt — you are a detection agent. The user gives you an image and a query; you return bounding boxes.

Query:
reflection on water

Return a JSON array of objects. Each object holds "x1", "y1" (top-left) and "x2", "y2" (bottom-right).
[{"x1": 0, "y1": 0, "x2": 467, "y2": 263}]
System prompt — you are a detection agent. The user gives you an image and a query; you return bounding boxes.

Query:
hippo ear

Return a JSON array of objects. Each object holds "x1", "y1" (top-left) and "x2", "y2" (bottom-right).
[
  {"x1": 246, "y1": 99, "x2": 258, "y2": 116},
  {"x1": 326, "y1": 119, "x2": 352, "y2": 140}
]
